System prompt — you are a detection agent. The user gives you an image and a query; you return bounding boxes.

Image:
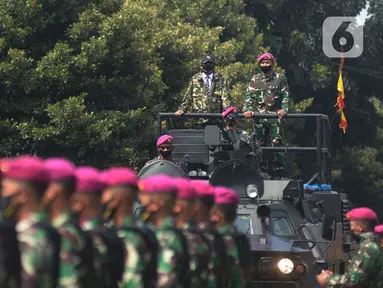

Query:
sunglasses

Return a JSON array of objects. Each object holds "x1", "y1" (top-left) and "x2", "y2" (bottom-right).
[
  {"x1": 225, "y1": 114, "x2": 238, "y2": 119},
  {"x1": 159, "y1": 145, "x2": 173, "y2": 151}
]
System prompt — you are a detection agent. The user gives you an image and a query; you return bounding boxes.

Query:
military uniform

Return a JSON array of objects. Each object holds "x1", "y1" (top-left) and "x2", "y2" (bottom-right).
[
  {"x1": 374, "y1": 225, "x2": 383, "y2": 249},
  {"x1": 139, "y1": 175, "x2": 188, "y2": 288},
  {"x1": 324, "y1": 208, "x2": 383, "y2": 287},
  {"x1": 179, "y1": 71, "x2": 232, "y2": 114},
  {"x1": 44, "y1": 158, "x2": 94, "y2": 288},
  {"x1": 243, "y1": 59, "x2": 289, "y2": 170}
]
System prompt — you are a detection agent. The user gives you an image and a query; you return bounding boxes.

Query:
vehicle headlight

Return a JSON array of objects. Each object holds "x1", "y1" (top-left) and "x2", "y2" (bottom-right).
[
  {"x1": 198, "y1": 170, "x2": 207, "y2": 176},
  {"x1": 277, "y1": 258, "x2": 294, "y2": 274},
  {"x1": 189, "y1": 170, "x2": 197, "y2": 176},
  {"x1": 246, "y1": 184, "x2": 259, "y2": 198}
]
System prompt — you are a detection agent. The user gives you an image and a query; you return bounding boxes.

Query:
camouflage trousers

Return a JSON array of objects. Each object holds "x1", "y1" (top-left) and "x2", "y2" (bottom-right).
[{"x1": 254, "y1": 118, "x2": 284, "y2": 171}]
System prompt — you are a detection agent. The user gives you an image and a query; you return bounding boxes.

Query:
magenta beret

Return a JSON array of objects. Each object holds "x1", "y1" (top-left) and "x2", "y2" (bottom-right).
[
  {"x1": 157, "y1": 135, "x2": 173, "y2": 147},
  {"x1": 174, "y1": 178, "x2": 196, "y2": 199},
  {"x1": 346, "y1": 207, "x2": 378, "y2": 221},
  {"x1": 138, "y1": 175, "x2": 178, "y2": 194},
  {"x1": 75, "y1": 166, "x2": 105, "y2": 192},
  {"x1": 257, "y1": 52, "x2": 275, "y2": 63},
  {"x1": 44, "y1": 158, "x2": 76, "y2": 182},
  {"x1": 375, "y1": 225, "x2": 383, "y2": 235},
  {"x1": 222, "y1": 106, "x2": 239, "y2": 118},
  {"x1": 101, "y1": 167, "x2": 138, "y2": 187},
  {"x1": 2, "y1": 155, "x2": 49, "y2": 184},
  {"x1": 192, "y1": 180, "x2": 214, "y2": 198},
  {"x1": 214, "y1": 186, "x2": 239, "y2": 205}
]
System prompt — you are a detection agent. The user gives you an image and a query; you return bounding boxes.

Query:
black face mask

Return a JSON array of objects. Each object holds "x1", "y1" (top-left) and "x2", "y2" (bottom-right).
[
  {"x1": 159, "y1": 150, "x2": 172, "y2": 157},
  {"x1": 202, "y1": 63, "x2": 215, "y2": 74},
  {"x1": 260, "y1": 65, "x2": 272, "y2": 73},
  {"x1": 225, "y1": 119, "x2": 237, "y2": 127},
  {"x1": 1, "y1": 193, "x2": 20, "y2": 219},
  {"x1": 351, "y1": 231, "x2": 361, "y2": 243}
]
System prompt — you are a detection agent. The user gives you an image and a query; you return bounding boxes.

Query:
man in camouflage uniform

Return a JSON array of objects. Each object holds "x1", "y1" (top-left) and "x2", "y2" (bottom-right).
[
  {"x1": 243, "y1": 52, "x2": 290, "y2": 174},
  {"x1": 101, "y1": 167, "x2": 150, "y2": 288},
  {"x1": 138, "y1": 175, "x2": 187, "y2": 287},
  {"x1": 193, "y1": 180, "x2": 228, "y2": 288},
  {"x1": 173, "y1": 177, "x2": 210, "y2": 287},
  {"x1": 42, "y1": 158, "x2": 94, "y2": 287},
  {"x1": 210, "y1": 186, "x2": 249, "y2": 288},
  {"x1": 176, "y1": 55, "x2": 232, "y2": 127},
  {"x1": 71, "y1": 166, "x2": 115, "y2": 288},
  {"x1": 1, "y1": 156, "x2": 60, "y2": 287},
  {"x1": 317, "y1": 207, "x2": 383, "y2": 287}
]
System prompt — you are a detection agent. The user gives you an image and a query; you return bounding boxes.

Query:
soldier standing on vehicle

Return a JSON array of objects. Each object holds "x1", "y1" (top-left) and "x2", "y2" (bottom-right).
[
  {"x1": 175, "y1": 55, "x2": 232, "y2": 127},
  {"x1": 138, "y1": 175, "x2": 188, "y2": 288},
  {"x1": 71, "y1": 166, "x2": 121, "y2": 288},
  {"x1": 1, "y1": 156, "x2": 61, "y2": 288},
  {"x1": 101, "y1": 167, "x2": 152, "y2": 288},
  {"x1": 210, "y1": 186, "x2": 250, "y2": 288},
  {"x1": 317, "y1": 207, "x2": 383, "y2": 287},
  {"x1": 193, "y1": 180, "x2": 229, "y2": 288},
  {"x1": 144, "y1": 135, "x2": 180, "y2": 167},
  {"x1": 173, "y1": 177, "x2": 210, "y2": 287},
  {"x1": 42, "y1": 158, "x2": 95, "y2": 287},
  {"x1": 243, "y1": 52, "x2": 290, "y2": 175}
]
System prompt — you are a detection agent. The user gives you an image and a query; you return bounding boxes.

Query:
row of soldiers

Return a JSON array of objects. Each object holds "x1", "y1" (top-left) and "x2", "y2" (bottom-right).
[{"x1": 0, "y1": 154, "x2": 250, "y2": 287}]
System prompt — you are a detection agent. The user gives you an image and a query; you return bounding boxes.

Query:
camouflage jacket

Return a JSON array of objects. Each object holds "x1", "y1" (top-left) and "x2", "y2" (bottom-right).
[
  {"x1": 52, "y1": 212, "x2": 92, "y2": 288},
  {"x1": 80, "y1": 218, "x2": 108, "y2": 288},
  {"x1": 243, "y1": 71, "x2": 290, "y2": 114},
  {"x1": 179, "y1": 72, "x2": 232, "y2": 113},
  {"x1": 116, "y1": 216, "x2": 147, "y2": 288},
  {"x1": 198, "y1": 222, "x2": 220, "y2": 288},
  {"x1": 181, "y1": 221, "x2": 210, "y2": 287},
  {"x1": 156, "y1": 217, "x2": 185, "y2": 288},
  {"x1": 218, "y1": 224, "x2": 244, "y2": 288},
  {"x1": 16, "y1": 212, "x2": 58, "y2": 288},
  {"x1": 326, "y1": 232, "x2": 383, "y2": 287}
]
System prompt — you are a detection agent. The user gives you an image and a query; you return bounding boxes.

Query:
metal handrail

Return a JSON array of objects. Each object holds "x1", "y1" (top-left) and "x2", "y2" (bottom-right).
[{"x1": 157, "y1": 113, "x2": 332, "y2": 183}]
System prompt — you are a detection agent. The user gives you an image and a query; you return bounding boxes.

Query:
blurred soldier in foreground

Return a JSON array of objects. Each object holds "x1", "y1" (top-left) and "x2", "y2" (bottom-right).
[
  {"x1": 138, "y1": 175, "x2": 189, "y2": 287},
  {"x1": 0, "y1": 160, "x2": 20, "y2": 287},
  {"x1": 193, "y1": 180, "x2": 228, "y2": 288},
  {"x1": 71, "y1": 167, "x2": 123, "y2": 288},
  {"x1": 173, "y1": 178, "x2": 210, "y2": 287},
  {"x1": 176, "y1": 55, "x2": 232, "y2": 128},
  {"x1": 101, "y1": 167, "x2": 155, "y2": 288},
  {"x1": 243, "y1": 52, "x2": 290, "y2": 174},
  {"x1": 43, "y1": 158, "x2": 94, "y2": 287},
  {"x1": 317, "y1": 207, "x2": 383, "y2": 287},
  {"x1": 1, "y1": 156, "x2": 60, "y2": 287},
  {"x1": 374, "y1": 225, "x2": 383, "y2": 248},
  {"x1": 144, "y1": 135, "x2": 179, "y2": 167},
  {"x1": 210, "y1": 186, "x2": 250, "y2": 288}
]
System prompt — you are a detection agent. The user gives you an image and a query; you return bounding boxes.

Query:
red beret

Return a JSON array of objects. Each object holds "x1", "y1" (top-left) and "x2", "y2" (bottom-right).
[
  {"x1": 222, "y1": 106, "x2": 239, "y2": 118},
  {"x1": 157, "y1": 135, "x2": 173, "y2": 147},
  {"x1": 257, "y1": 52, "x2": 275, "y2": 63},
  {"x1": 2, "y1": 155, "x2": 49, "y2": 184},
  {"x1": 214, "y1": 186, "x2": 239, "y2": 205},
  {"x1": 44, "y1": 158, "x2": 76, "y2": 182},
  {"x1": 174, "y1": 178, "x2": 196, "y2": 199},
  {"x1": 374, "y1": 225, "x2": 383, "y2": 235},
  {"x1": 138, "y1": 175, "x2": 177, "y2": 195},
  {"x1": 75, "y1": 166, "x2": 105, "y2": 192},
  {"x1": 346, "y1": 207, "x2": 378, "y2": 221},
  {"x1": 192, "y1": 180, "x2": 214, "y2": 198},
  {"x1": 101, "y1": 167, "x2": 138, "y2": 187}
]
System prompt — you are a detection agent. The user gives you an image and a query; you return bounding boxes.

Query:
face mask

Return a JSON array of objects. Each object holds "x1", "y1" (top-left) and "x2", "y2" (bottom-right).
[
  {"x1": 260, "y1": 65, "x2": 272, "y2": 73},
  {"x1": 137, "y1": 205, "x2": 152, "y2": 223},
  {"x1": 351, "y1": 231, "x2": 361, "y2": 243},
  {"x1": 225, "y1": 119, "x2": 236, "y2": 127},
  {"x1": 70, "y1": 212, "x2": 80, "y2": 224},
  {"x1": 202, "y1": 63, "x2": 215, "y2": 74},
  {"x1": 1, "y1": 193, "x2": 20, "y2": 219},
  {"x1": 101, "y1": 199, "x2": 116, "y2": 222},
  {"x1": 159, "y1": 150, "x2": 172, "y2": 157}
]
